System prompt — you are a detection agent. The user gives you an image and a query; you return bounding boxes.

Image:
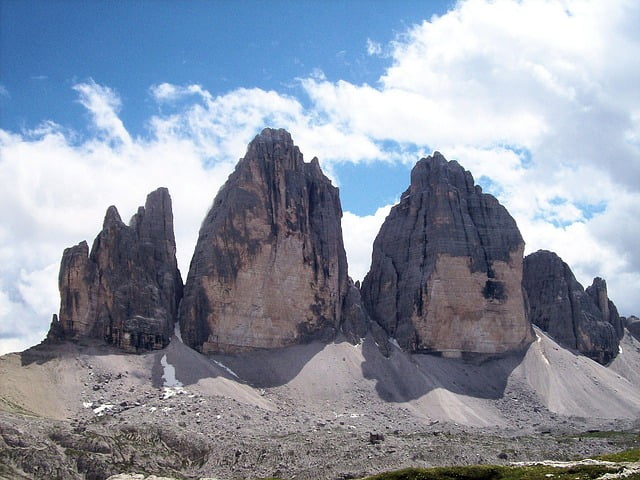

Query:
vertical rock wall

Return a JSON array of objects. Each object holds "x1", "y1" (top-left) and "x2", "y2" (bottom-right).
[
  {"x1": 179, "y1": 128, "x2": 349, "y2": 353},
  {"x1": 361, "y1": 153, "x2": 534, "y2": 357},
  {"x1": 52, "y1": 188, "x2": 182, "y2": 352}
]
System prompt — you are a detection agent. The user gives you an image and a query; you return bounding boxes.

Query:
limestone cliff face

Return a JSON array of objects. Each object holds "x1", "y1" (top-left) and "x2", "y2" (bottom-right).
[
  {"x1": 523, "y1": 250, "x2": 619, "y2": 364},
  {"x1": 52, "y1": 188, "x2": 183, "y2": 352},
  {"x1": 179, "y1": 128, "x2": 349, "y2": 353},
  {"x1": 361, "y1": 153, "x2": 534, "y2": 357}
]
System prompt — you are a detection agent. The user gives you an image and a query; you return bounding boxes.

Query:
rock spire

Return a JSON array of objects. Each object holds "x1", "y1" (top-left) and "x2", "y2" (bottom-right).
[
  {"x1": 361, "y1": 153, "x2": 534, "y2": 357},
  {"x1": 179, "y1": 128, "x2": 350, "y2": 353},
  {"x1": 50, "y1": 188, "x2": 183, "y2": 352}
]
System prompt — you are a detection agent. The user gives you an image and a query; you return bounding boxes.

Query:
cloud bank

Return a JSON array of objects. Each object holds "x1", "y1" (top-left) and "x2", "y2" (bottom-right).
[{"x1": 1, "y1": 0, "x2": 639, "y2": 354}]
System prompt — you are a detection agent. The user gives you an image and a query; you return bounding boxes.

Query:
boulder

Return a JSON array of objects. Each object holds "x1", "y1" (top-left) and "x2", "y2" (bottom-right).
[
  {"x1": 522, "y1": 250, "x2": 619, "y2": 364},
  {"x1": 179, "y1": 128, "x2": 349, "y2": 353},
  {"x1": 52, "y1": 188, "x2": 182, "y2": 352},
  {"x1": 361, "y1": 152, "x2": 534, "y2": 357}
]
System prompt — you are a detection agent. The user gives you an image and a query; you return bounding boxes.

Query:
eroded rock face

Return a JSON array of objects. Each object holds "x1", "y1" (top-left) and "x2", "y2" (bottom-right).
[
  {"x1": 624, "y1": 315, "x2": 640, "y2": 341},
  {"x1": 179, "y1": 128, "x2": 349, "y2": 353},
  {"x1": 586, "y1": 277, "x2": 624, "y2": 340},
  {"x1": 52, "y1": 188, "x2": 182, "y2": 352},
  {"x1": 523, "y1": 250, "x2": 619, "y2": 364},
  {"x1": 361, "y1": 153, "x2": 534, "y2": 357}
]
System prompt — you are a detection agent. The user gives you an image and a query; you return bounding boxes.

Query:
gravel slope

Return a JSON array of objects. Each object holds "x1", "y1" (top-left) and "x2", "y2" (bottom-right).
[{"x1": 1, "y1": 329, "x2": 639, "y2": 479}]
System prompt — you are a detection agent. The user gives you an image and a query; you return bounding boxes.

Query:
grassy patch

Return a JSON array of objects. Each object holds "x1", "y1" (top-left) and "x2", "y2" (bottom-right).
[
  {"x1": 359, "y1": 463, "x2": 621, "y2": 480},
  {"x1": 596, "y1": 448, "x2": 640, "y2": 463}
]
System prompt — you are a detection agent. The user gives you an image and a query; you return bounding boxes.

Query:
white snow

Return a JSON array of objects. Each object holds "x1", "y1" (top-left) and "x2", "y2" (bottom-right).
[
  {"x1": 212, "y1": 359, "x2": 239, "y2": 379},
  {"x1": 389, "y1": 338, "x2": 401, "y2": 350},
  {"x1": 161, "y1": 354, "x2": 183, "y2": 388},
  {"x1": 83, "y1": 401, "x2": 93, "y2": 409},
  {"x1": 163, "y1": 386, "x2": 186, "y2": 399},
  {"x1": 93, "y1": 404, "x2": 114, "y2": 416},
  {"x1": 174, "y1": 320, "x2": 183, "y2": 343}
]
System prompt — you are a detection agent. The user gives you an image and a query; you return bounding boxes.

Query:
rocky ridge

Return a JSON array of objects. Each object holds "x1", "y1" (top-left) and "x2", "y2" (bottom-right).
[
  {"x1": 522, "y1": 250, "x2": 621, "y2": 364},
  {"x1": 361, "y1": 153, "x2": 534, "y2": 357},
  {"x1": 49, "y1": 188, "x2": 183, "y2": 352},
  {"x1": 44, "y1": 129, "x2": 633, "y2": 366}
]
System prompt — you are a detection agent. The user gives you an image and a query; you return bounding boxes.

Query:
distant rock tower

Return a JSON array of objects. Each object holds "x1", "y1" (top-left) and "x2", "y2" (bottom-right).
[
  {"x1": 361, "y1": 153, "x2": 535, "y2": 357},
  {"x1": 523, "y1": 250, "x2": 621, "y2": 364},
  {"x1": 49, "y1": 188, "x2": 183, "y2": 352},
  {"x1": 179, "y1": 128, "x2": 351, "y2": 353}
]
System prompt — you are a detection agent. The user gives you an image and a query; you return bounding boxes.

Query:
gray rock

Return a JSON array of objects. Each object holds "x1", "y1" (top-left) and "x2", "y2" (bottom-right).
[
  {"x1": 586, "y1": 277, "x2": 624, "y2": 340},
  {"x1": 522, "y1": 250, "x2": 619, "y2": 364},
  {"x1": 179, "y1": 128, "x2": 349, "y2": 353},
  {"x1": 361, "y1": 152, "x2": 534, "y2": 356},
  {"x1": 623, "y1": 315, "x2": 640, "y2": 341},
  {"x1": 51, "y1": 188, "x2": 182, "y2": 352},
  {"x1": 340, "y1": 279, "x2": 371, "y2": 345}
]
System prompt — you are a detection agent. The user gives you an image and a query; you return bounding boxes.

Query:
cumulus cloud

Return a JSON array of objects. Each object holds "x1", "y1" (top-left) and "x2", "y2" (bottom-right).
[
  {"x1": 299, "y1": 0, "x2": 640, "y2": 314},
  {"x1": 1, "y1": 0, "x2": 640, "y2": 353},
  {"x1": 342, "y1": 205, "x2": 393, "y2": 283}
]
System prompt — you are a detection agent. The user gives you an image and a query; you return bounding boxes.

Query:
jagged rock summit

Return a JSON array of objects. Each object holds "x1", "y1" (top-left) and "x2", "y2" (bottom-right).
[
  {"x1": 179, "y1": 128, "x2": 353, "y2": 353},
  {"x1": 361, "y1": 153, "x2": 535, "y2": 357},
  {"x1": 523, "y1": 250, "x2": 622, "y2": 364},
  {"x1": 48, "y1": 187, "x2": 183, "y2": 352}
]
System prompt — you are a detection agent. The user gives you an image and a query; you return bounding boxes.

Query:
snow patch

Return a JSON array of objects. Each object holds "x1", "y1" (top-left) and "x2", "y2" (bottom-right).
[
  {"x1": 83, "y1": 401, "x2": 93, "y2": 409},
  {"x1": 389, "y1": 338, "x2": 401, "y2": 350},
  {"x1": 163, "y1": 386, "x2": 186, "y2": 399},
  {"x1": 213, "y1": 359, "x2": 239, "y2": 379},
  {"x1": 161, "y1": 354, "x2": 183, "y2": 387},
  {"x1": 174, "y1": 320, "x2": 183, "y2": 343},
  {"x1": 93, "y1": 404, "x2": 114, "y2": 416}
]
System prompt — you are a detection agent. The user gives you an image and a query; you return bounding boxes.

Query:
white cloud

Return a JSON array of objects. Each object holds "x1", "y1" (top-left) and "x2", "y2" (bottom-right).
[
  {"x1": 73, "y1": 80, "x2": 132, "y2": 147},
  {"x1": 2, "y1": 0, "x2": 640, "y2": 353},
  {"x1": 342, "y1": 205, "x2": 393, "y2": 283},
  {"x1": 366, "y1": 38, "x2": 382, "y2": 56},
  {"x1": 298, "y1": 0, "x2": 640, "y2": 315}
]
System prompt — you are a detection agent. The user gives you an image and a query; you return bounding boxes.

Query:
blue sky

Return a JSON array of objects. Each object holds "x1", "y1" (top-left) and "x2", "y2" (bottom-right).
[
  {"x1": 1, "y1": 0, "x2": 640, "y2": 353},
  {"x1": 1, "y1": 0, "x2": 452, "y2": 215}
]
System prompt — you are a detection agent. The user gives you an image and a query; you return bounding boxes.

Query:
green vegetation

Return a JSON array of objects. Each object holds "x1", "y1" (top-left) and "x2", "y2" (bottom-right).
[
  {"x1": 596, "y1": 447, "x2": 640, "y2": 463},
  {"x1": 358, "y1": 463, "x2": 623, "y2": 480}
]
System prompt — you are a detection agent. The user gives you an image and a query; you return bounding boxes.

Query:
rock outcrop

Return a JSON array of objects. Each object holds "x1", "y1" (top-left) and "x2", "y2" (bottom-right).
[
  {"x1": 179, "y1": 128, "x2": 350, "y2": 353},
  {"x1": 522, "y1": 250, "x2": 619, "y2": 364},
  {"x1": 624, "y1": 315, "x2": 640, "y2": 341},
  {"x1": 361, "y1": 152, "x2": 534, "y2": 357},
  {"x1": 50, "y1": 188, "x2": 183, "y2": 352},
  {"x1": 586, "y1": 277, "x2": 624, "y2": 340}
]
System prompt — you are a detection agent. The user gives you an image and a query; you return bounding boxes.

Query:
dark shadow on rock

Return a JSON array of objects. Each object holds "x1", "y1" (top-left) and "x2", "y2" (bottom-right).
[
  {"x1": 360, "y1": 335, "x2": 530, "y2": 402},
  {"x1": 209, "y1": 341, "x2": 328, "y2": 388}
]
